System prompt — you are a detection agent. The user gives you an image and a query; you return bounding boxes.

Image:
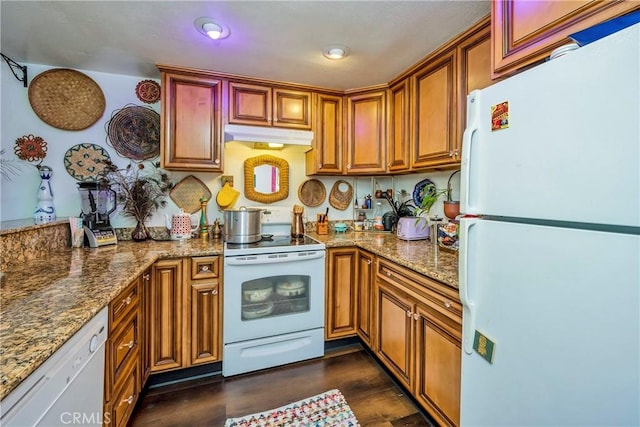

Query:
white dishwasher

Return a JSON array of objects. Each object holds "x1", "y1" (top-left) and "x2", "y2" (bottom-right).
[{"x1": 0, "y1": 307, "x2": 108, "y2": 426}]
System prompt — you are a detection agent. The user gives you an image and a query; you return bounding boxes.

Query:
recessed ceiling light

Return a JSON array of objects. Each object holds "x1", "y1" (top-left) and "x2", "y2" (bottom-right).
[
  {"x1": 195, "y1": 17, "x2": 230, "y2": 40},
  {"x1": 323, "y1": 45, "x2": 350, "y2": 60}
]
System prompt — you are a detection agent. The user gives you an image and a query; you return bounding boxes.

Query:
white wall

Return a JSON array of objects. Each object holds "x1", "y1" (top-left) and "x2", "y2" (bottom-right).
[{"x1": 1, "y1": 63, "x2": 459, "y2": 227}]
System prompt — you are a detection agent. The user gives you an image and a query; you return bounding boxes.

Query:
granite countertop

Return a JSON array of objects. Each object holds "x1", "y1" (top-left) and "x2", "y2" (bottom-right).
[
  {"x1": 0, "y1": 231, "x2": 458, "y2": 401},
  {"x1": 0, "y1": 238, "x2": 224, "y2": 401}
]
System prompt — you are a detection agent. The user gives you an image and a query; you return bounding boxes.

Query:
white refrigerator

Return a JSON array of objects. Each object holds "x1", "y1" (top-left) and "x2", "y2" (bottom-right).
[{"x1": 458, "y1": 22, "x2": 640, "y2": 427}]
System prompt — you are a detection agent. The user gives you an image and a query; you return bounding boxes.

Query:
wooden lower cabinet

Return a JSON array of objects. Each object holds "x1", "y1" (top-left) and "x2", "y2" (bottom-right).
[
  {"x1": 374, "y1": 258, "x2": 462, "y2": 426},
  {"x1": 356, "y1": 250, "x2": 375, "y2": 347},
  {"x1": 325, "y1": 247, "x2": 358, "y2": 339},
  {"x1": 189, "y1": 276, "x2": 221, "y2": 365},
  {"x1": 150, "y1": 258, "x2": 184, "y2": 372},
  {"x1": 149, "y1": 256, "x2": 222, "y2": 372}
]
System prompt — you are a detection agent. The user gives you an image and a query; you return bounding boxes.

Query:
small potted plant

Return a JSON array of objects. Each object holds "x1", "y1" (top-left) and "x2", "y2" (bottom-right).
[{"x1": 443, "y1": 170, "x2": 461, "y2": 220}]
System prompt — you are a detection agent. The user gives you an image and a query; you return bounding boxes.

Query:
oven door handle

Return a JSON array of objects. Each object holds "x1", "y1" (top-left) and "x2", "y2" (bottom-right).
[{"x1": 225, "y1": 251, "x2": 325, "y2": 266}]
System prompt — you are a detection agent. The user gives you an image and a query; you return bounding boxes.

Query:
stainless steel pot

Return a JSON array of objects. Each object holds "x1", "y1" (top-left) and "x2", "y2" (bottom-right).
[{"x1": 223, "y1": 206, "x2": 263, "y2": 243}]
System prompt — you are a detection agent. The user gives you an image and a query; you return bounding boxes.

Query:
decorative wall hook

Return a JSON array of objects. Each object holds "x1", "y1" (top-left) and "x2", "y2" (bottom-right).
[{"x1": 0, "y1": 53, "x2": 28, "y2": 87}]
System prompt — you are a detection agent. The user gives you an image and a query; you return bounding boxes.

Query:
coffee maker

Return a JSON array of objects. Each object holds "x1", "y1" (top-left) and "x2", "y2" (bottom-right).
[{"x1": 78, "y1": 181, "x2": 117, "y2": 247}]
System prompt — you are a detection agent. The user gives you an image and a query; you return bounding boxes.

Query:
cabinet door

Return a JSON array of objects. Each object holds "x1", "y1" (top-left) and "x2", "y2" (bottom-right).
[
  {"x1": 456, "y1": 19, "x2": 492, "y2": 167},
  {"x1": 229, "y1": 82, "x2": 272, "y2": 126},
  {"x1": 414, "y1": 304, "x2": 461, "y2": 427},
  {"x1": 325, "y1": 247, "x2": 358, "y2": 339},
  {"x1": 150, "y1": 259, "x2": 184, "y2": 372},
  {"x1": 345, "y1": 90, "x2": 387, "y2": 174},
  {"x1": 306, "y1": 93, "x2": 343, "y2": 174},
  {"x1": 356, "y1": 250, "x2": 374, "y2": 347},
  {"x1": 411, "y1": 49, "x2": 458, "y2": 169},
  {"x1": 189, "y1": 281, "x2": 221, "y2": 365},
  {"x1": 160, "y1": 72, "x2": 223, "y2": 171},
  {"x1": 273, "y1": 88, "x2": 312, "y2": 129},
  {"x1": 374, "y1": 279, "x2": 414, "y2": 390},
  {"x1": 387, "y1": 79, "x2": 410, "y2": 172},
  {"x1": 492, "y1": 0, "x2": 640, "y2": 77}
]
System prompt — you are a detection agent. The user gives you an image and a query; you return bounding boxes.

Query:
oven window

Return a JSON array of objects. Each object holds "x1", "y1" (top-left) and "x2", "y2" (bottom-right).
[{"x1": 241, "y1": 275, "x2": 310, "y2": 320}]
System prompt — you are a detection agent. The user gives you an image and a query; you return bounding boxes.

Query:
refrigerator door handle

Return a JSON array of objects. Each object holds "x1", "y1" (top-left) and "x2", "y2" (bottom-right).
[
  {"x1": 460, "y1": 90, "x2": 480, "y2": 216},
  {"x1": 459, "y1": 217, "x2": 477, "y2": 354}
]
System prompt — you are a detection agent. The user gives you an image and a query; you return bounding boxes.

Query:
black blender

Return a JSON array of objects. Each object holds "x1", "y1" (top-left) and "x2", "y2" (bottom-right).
[{"x1": 78, "y1": 181, "x2": 118, "y2": 247}]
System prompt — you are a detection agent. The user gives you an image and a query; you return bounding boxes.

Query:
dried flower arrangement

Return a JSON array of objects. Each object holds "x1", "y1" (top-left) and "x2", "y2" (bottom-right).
[{"x1": 101, "y1": 159, "x2": 174, "y2": 240}]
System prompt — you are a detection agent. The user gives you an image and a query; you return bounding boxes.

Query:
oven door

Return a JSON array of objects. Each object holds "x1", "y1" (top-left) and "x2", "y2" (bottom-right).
[{"x1": 223, "y1": 250, "x2": 325, "y2": 344}]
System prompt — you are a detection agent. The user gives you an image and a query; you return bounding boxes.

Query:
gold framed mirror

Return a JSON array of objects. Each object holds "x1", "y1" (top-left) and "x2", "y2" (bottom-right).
[{"x1": 244, "y1": 155, "x2": 289, "y2": 203}]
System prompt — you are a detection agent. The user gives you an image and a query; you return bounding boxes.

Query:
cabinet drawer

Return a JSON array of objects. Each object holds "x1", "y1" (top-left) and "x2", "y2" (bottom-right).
[
  {"x1": 104, "y1": 355, "x2": 139, "y2": 427},
  {"x1": 377, "y1": 259, "x2": 461, "y2": 324},
  {"x1": 110, "y1": 277, "x2": 140, "y2": 330},
  {"x1": 191, "y1": 256, "x2": 220, "y2": 281},
  {"x1": 105, "y1": 310, "x2": 140, "y2": 401}
]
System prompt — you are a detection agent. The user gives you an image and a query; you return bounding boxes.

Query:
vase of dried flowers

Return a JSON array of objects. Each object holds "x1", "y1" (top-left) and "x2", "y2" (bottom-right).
[{"x1": 102, "y1": 160, "x2": 173, "y2": 241}]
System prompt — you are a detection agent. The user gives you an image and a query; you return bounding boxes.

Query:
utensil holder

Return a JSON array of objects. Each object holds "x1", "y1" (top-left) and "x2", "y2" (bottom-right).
[{"x1": 316, "y1": 214, "x2": 328, "y2": 235}]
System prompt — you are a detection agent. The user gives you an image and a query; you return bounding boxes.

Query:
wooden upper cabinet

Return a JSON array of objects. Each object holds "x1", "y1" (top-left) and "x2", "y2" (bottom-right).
[
  {"x1": 229, "y1": 82, "x2": 312, "y2": 129},
  {"x1": 306, "y1": 93, "x2": 344, "y2": 175},
  {"x1": 492, "y1": 0, "x2": 640, "y2": 77},
  {"x1": 410, "y1": 48, "x2": 458, "y2": 170},
  {"x1": 387, "y1": 79, "x2": 411, "y2": 172},
  {"x1": 159, "y1": 68, "x2": 223, "y2": 172},
  {"x1": 456, "y1": 18, "x2": 493, "y2": 163},
  {"x1": 345, "y1": 90, "x2": 387, "y2": 174}
]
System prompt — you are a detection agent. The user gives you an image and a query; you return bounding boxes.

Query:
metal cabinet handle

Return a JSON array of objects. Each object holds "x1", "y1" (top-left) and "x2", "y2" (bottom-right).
[
  {"x1": 118, "y1": 340, "x2": 134, "y2": 350},
  {"x1": 413, "y1": 313, "x2": 419, "y2": 321},
  {"x1": 386, "y1": 271, "x2": 391, "y2": 277},
  {"x1": 366, "y1": 259, "x2": 372, "y2": 265},
  {"x1": 317, "y1": 163, "x2": 322, "y2": 169},
  {"x1": 214, "y1": 159, "x2": 220, "y2": 165},
  {"x1": 142, "y1": 273, "x2": 150, "y2": 281},
  {"x1": 212, "y1": 289, "x2": 219, "y2": 295},
  {"x1": 406, "y1": 310, "x2": 412, "y2": 318},
  {"x1": 347, "y1": 164, "x2": 351, "y2": 169},
  {"x1": 444, "y1": 299, "x2": 451, "y2": 308},
  {"x1": 122, "y1": 395, "x2": 134, "y2": 405},
  {"x1": 200, "y1": 265, "x2": 210, "y2": 272}
]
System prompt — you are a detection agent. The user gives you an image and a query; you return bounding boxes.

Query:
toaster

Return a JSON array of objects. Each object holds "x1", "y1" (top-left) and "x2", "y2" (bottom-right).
[{"x1": 396, "y1": 217, "x2": 430, "y2": 240}]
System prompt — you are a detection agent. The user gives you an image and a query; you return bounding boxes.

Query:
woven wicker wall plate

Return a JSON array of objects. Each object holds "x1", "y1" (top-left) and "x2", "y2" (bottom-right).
[
  {"x1": 107, "y1": 105, "x2": 160, "y2": 161},
  {"x1": 170, "y1": 175, "x2": 212, "y2": 214},
  {"x1": 298, "y1": 179, "x2": 326, "y2": 207},
  {"x1": 63, "y1": 143, "x2": 111, "y2": 182},
  {"x1": 329, "y1": 180, "x2": 353, "y2": 210},
  {"x1": 28, "y1": 68, "x2": 105, "y2": 131}
]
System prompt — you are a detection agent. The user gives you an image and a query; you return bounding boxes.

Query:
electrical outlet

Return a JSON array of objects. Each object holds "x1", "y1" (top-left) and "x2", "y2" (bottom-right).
[
  {"x1": 473, "y1": 330, "x2": 495, "y2": 364},
  {"x1": 221, "y1": 175, "x2": 234, "y2": 187}
]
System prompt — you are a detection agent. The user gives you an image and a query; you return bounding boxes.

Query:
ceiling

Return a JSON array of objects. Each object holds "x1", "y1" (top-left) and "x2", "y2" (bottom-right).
[{"x1": 0, "y1": 1, "x2": 490, "y2": 91}]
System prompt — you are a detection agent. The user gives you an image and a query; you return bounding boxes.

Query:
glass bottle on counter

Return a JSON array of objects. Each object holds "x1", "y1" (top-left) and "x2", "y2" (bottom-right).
[{"x1": 373, "y1": 202, "x2": 384, "y2": 230}]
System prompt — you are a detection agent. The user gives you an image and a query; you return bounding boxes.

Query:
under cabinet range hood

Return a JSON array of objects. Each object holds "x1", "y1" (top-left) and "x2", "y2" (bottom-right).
[{"x1": 224, "y1": 124, "x2": 314, "y2": 149}]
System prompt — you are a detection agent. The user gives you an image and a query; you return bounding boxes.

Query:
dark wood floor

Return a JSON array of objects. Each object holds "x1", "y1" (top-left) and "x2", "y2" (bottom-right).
[{"x1": 130, "y1": 346, "x2": 435, "y2": 426}]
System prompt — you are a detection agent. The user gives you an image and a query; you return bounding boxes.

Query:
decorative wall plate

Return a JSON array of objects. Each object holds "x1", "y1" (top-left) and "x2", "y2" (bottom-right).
[
  {"x1": 413, "y1": 178, "x2": 436, "y2": 207},
  {"x1": 298, "y1": 179, "x2": 326, "y2": 207},
  {"x1": 329, "y1": 180, "x2": 353, "y2": 211},
  {"x1": 64, "y1": 143, "x2": 111, "y2": 181},
  {"x1": 135, "y1": 80, "x2": 161, "y2": 104},
  {"x1": 170, "y1": 175, "x2": 212, "y2": 214},
  {"x1": 28, "y1": 68, "x2": 105, "y2": 131},
  {"x1": 106, "y1": 105, "x2": 160, "y2": 161},
  {"x1": 14, "y1": 134, "x2": 47, "y2": 162}
]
